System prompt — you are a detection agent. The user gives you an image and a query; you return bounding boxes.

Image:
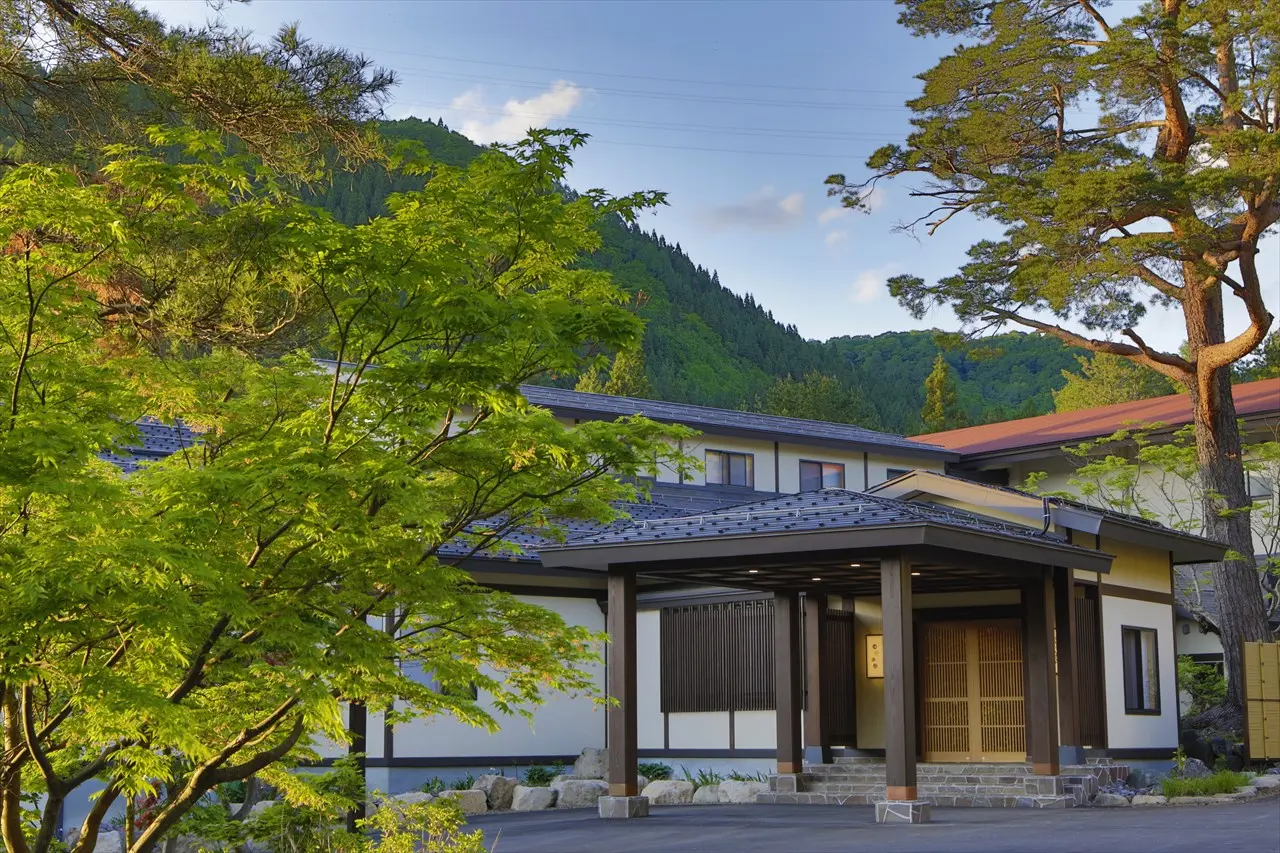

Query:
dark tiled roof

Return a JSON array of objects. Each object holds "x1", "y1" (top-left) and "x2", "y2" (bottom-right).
[
  {"x1": 555, "y1": 488, "x2": 1085, "y2": 551},
  {"x1": 1175, "y1": 561, "x2": 1280, "y2": 625},
  {"x1": 99, "y1": 419, "x2": 199, "y2": 473},
  {"x1": 915, "y1": 378, "x2": 1280, "y2": 457},
  {"x1": 520, "y1": 385, "x2": 956, "y2": 458}
]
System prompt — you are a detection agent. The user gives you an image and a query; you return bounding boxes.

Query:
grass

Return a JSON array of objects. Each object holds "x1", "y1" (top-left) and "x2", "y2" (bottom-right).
[
  {"x1": 1160, "y1": 770, "x2": 1253, "y2": 798},
  {"x1": 521, "y1": 762, "x2": 565, "y2": 787},
  {"x1": 680, "y1": 766, "x2": 725, "y2": 787}
]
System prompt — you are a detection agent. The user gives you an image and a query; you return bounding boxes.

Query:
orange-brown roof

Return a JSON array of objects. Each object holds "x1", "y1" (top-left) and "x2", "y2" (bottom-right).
[{"x1": 915, "y1": 378, "x2": 1280, "y2": 458}]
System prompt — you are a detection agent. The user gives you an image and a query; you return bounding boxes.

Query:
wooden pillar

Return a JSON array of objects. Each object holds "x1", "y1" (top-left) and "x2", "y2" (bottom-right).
[
  {"x1": 774, "y1": 590, "x2": 804, "y2": 774},
  {"x1": 1053, "y1": 567, "x2": 1082, "y2": 763},
  {"x1": 881, "y1": 553, "x2": 917, "y2": 800},
  {"x1": 607, "y1": 567, "x2": 638, "y2": 797},
  {"x1": 1024, "y1": 569, "x2": 1060, "y2": 775},
  {"x1": 803, "y1": 595, "x2": 832, "y2": 764}
]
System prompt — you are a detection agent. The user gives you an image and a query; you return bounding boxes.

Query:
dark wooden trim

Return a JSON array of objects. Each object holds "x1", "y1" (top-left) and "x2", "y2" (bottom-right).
[
  {"x1": 482, "y1": 583, "x2": 605, "y2": 599},
  {"x1": 1100, "y1": 584, "x2": 1175, "y2": 605},
  {"x1": 881, "y1": 551, "x2": 917, "y2": 793},
  {"x1": 663, "y1": 712, "x2": 669, "y2": 751},
  {"x1": 1095, "y1": 578, "x2": 1110, "y2": 748},
  {"x1": 310, "y1": 754, "x2": 583, "y2": 769},
  {"x1": 1085, "y1": 747, "x2": 1177, "y2": 761},
  {"x1": 863, "y1": 452, "x2": 869, "y2": 491},
  {"x1": 638, "y1": 589, "x2": 770, "y2": 610},
  {"x1": 774, "y1": 441, "x2": 781, "y2": 494},
  {"x1": 346, "y1": 702, "x2": 368, "y2": 830},
  {"x1": 1054, "y1": 569, "x2": 1081, "y2": 749},
  {"x1": 607, "y1": 567, "x2": 638, "y2": 797},
  {"x1": 1024, "y1": 572, "x2": 1059, "y2": 774},
  {"x1": 774, "y1": 590, "x2": 804, "y2": 774},
  {"x1": 913, "y1": 605, "x2": 1022, "y2": 622},
  {"x1": 1169, "y1": 552, "x2": 1182, "y2": 739},
  {"x1": 728, "y1": 709, "x2": 735, "y2": 750},
  {"x1": 803, "y1": 596, "x2": 831, "y2": 763},
  {"x1": 639, "y1": 748, "x2": 776, "y2": 759}
]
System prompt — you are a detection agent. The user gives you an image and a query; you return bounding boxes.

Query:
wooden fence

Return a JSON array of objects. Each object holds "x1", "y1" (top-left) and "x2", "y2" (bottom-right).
[{"x1": 1243, "y1": 641, "x2": 1280, "y2": 760}]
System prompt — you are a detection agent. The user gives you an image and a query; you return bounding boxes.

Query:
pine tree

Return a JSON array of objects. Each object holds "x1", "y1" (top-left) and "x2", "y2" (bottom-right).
[
  {"x1": 603, "y1": 347, "x2": 654, "y2": 398},
  {"x1": 921, "y1": 354, "x2": 967, "y2": 433},
  {"x1": 1053, "y1": 354, "x2": 1176, "y2": 413}
]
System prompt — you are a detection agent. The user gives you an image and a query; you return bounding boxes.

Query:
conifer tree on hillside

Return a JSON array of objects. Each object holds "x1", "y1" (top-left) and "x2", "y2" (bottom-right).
[
  {"x1": 921, "y1": 354, "x2": 967, "y2": 433},
  {"x1": 603, "y1": 347, "x2": 655, "y2": 398},
  {"x1": 1053, "y1": 354, "x2": 1177, "y2": 413}
]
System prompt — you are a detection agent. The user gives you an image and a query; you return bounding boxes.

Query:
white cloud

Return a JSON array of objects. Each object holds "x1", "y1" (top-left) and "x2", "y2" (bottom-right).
[
  {"x1": 700, "y1": 186, "x2": 806, "y2": 232},
  {"x1": 818, "y1": 206, "x2": 850, "y2": 225},
  {"x1": 451, "y1": 80, "x2": 585, "y2": 144},
  {"x1": 825, "y1": 230, "x2": 849, "y2": 248},
  {"x1": 851, "y1": 263, "x2": 900, "y2": 303},
  {"x1": 862, "y1": 186, "x2": 887, "y2": 212}
]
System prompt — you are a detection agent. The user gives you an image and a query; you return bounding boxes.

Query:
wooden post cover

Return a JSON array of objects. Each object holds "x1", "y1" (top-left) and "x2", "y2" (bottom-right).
[
  {"x1": 1053, "y1": 567, "x2": 1081, "y2": 754},
  {"x1": 803, "y1": 595, "x2": 832, "y2": 763},
  {"x1": 774, "y1": 590, "x2": 804, "y2": 774},
  {"x1": 881, "y1": 553, "x2": 917, "y2": 800},
  {"x1": 607, "y1": 567, "x2": 638, "y2": 796},
  {"x1": 1024, "y1": 570, "x2": 1060, "y2": 775}
]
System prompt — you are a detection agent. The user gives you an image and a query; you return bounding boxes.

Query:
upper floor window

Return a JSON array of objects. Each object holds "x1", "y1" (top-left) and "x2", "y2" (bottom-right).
[
  {"x1": 885, "y1": 468, "x2": 912, "y2": 481},
  {"x1": 800, "y1": 460, "x2": 845, "y2": 491},
  {"x1": 1247, "y1": 470, "x2": 1274, "y2": 501},
  {"x1": 706, "y1": 449, "x2": 754, "y2": 487},
  {"x1": 1121, "y1": 626, "x2": 1160, "y2": 714}
]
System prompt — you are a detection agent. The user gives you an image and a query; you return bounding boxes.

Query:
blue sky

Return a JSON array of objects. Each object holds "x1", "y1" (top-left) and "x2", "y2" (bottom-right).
[{"x1": 147, "y1": 0, "x2": 1277, "y2": 353}]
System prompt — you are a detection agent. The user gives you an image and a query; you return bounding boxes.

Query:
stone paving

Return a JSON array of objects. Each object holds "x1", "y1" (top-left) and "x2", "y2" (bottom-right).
[{"x1": 467, "y1": 798, "x2": 1280, "y2": 853}]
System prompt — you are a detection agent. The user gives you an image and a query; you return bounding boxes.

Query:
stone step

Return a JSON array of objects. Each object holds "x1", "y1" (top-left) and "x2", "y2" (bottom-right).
[{"x1": 755, "y1": 791, "x2": 1076, "y2": 808}]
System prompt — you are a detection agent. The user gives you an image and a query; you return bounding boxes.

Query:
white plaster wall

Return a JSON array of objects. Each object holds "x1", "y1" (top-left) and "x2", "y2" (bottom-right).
[
  {"x1": 733, "y1": 710, "x2": 777, "y2": 749},
  {"x1": 391, "y1": 596, "x2": 605, "y2": 760},
  {"x1": 1174, "y1": 618, "x2": 1224, "y2": 656},
  {"x1": 853, "y1": 598, "x2": 885, "y2": 749},
  {"x1": 867, "y1": 454, "x2": 942, "y2": 488},
  {"x1": 668, "y1": 712, "x2": 731, "y2": 749},
  {"x1": 637, "y1": 609, "x2": 665, "y2": 749},
  {"x1": 1100, "y1": 596, "x2": 1179, "y2": 749}
]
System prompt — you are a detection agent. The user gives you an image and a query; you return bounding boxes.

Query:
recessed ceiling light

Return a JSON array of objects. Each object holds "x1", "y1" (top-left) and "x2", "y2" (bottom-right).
[
  {"x1": 848, "y1": 563, "x2": 862, "y2": 567},
  {"x1": 911, "y1": 572, "x2": 921, "y2": 576},
  {"x1": 811, "y1": 577, "x2": 822, "y2": 582},
  {"x1": 747, "y1": 569, "x2": 759, "y2": 574}
]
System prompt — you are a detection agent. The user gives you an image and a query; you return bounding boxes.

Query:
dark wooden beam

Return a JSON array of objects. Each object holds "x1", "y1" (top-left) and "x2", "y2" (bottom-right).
[
  {"x1": 607, "y1": 567, "x2": 638, "y2": 797},
  {"x1": 1024, "y1": 570, "x2": 1060, "y2": 775},
  {"x1": 774, "y1": 590, "x2": 804, "y2": 774},
  {"x1": 881, "y1": 552, "x2": 917, "y2": 800},
  {"x1": 803, "y1": 595, "x2": 832, "y2": 764},
  {"x1": 1053, "y1": 567, "x2": 1081, "y2": 757}
]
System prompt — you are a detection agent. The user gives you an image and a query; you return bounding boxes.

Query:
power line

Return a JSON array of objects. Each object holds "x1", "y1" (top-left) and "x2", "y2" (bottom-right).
[
  {"x1": 395, "y1": 99, "x2": 905, "y2": 142},
  {"x1": 393, "y1": 67, "x2": 913, "y2": 111},
  {"x1": 345, "y1": 45, "x2": 921, "y2": 97}
]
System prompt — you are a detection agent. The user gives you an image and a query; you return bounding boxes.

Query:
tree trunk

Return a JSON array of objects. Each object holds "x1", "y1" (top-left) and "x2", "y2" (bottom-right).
[{"x1": 1189, "y1": 364, "x2": 1271, "y2": 714}]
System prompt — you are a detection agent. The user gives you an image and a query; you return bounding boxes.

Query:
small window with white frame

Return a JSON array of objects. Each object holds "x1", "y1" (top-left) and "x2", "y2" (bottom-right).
[
  {"x1": 706, "y1": 449, "x2": 754, "y2": 487},
  {"x1": 1121, "y1": 626, "x2": 1160, "y2": 714},
  {"x1": 1246, "y1": 469, "x2": 1274, "y2": 502},
  {"x1": 799, "y1": 460, "x2": 845, "y2": 491}
]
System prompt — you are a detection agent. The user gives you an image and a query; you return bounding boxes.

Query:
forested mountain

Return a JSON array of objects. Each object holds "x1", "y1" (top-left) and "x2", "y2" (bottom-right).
[{"x1": 307, "y1": 117, "x2": 1083, "y2": 434}]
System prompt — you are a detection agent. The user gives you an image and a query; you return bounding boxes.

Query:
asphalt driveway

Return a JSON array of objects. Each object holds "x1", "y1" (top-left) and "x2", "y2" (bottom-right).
[{"x1": 469, "y1": 799, "x2": 1280, "y2": 853}]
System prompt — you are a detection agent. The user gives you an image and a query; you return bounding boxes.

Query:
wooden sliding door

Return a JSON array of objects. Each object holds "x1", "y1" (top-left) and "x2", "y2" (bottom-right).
[{"x1": 921, "y1": 621, "x2": 1027, "y2": 762}]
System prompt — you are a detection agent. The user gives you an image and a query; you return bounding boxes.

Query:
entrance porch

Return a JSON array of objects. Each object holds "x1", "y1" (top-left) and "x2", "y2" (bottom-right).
[{"x1": 539, "y1": 490, "x2": 1116, "y2": 823}]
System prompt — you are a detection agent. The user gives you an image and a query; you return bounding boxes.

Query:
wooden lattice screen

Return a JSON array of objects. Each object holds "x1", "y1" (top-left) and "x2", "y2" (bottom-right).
[
  {"x1": 1243, "y1": 641, "x2": 1280, "y2": 760},
  {"x1": 821, "y1": 609, "x2": 857, "y2": 745},
  {"x1": 922, "y1": 622, "x2": 1026, "y2": 761},
  {"x1": 660, "y1": 599, "x2": 775, "y2": 713},
  {"x1": 1073, "y1": 585, "x2": 1107, "y2": 748}
]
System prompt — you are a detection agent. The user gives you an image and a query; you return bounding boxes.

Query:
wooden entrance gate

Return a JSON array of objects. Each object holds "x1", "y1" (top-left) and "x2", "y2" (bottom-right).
[{"x1": 921, "y1": 622, "x2": 1027, "y2": 762}]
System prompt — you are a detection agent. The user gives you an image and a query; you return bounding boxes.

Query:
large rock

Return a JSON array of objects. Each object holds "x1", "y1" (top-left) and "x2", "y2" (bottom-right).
[
  {"x1": 1179, "y1": 758, "x2": 1212, "y2": 779},
  {"x1": 380, "y1": 790, "x2": 434, "y2": 812},
  {"x1": 1125, "y1": 769, "x2": 1158, "y2": 790},
  {"x1": 573, "y1": 747, "x2": 608, "y2": 780},
  {"x1": 717, "y1": 780, "x2": 769, "y2": 804},
  {"x1": 1252, "y1": 775, "x2": 1280, "y2": 789},
  {"x1": 693, "y1": 784, "x2": 721, "y2": 804},
  {"x1": 249, "y1": 799, "x2": 278, "y2": 817},
  {"x1": 1131, "y1": 794, "x2": 1167, "y2": 806},
  {"x1": 94, "y1": 832, "x2": 124, "y2": 853},
  {"x1": 642, "y1": 779, "x2": 694, "y2": 805},
  {"x1": 1092, "y1": 792, "x2": 1131, "y2": 807},
  {"x1": 552, "y1": 778, "x2": 609, "y2": 809},
  {"x1": 437, "y1": 789, "x2": 489, "y2": 814},
  {"x1": 511, "y1": 785, "x2": 557, "y2": 811},
  {"x1": 474, "y1": 774, "x2": 518, "y2": 811}
]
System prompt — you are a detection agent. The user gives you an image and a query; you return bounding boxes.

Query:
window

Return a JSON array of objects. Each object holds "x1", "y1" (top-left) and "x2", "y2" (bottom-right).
[
  {"x1": 885, "y1": 468, "x2": 912, "y2": 481},
  {"x1": 660, "y1": 600, "x2": 774, "y2": 712},
  {"x1": 1121, "y1": 626, "x2": 1160, "y2": 714},
  {"x1": 800, "y1": 460, "x2": 845, "y2": 491},
  {"x1": 1247, "y1": 470, "x2": 1274, "y2": 501},
  {"x1": 706, "y1": 449, "x2": 754, "y2": 487}
]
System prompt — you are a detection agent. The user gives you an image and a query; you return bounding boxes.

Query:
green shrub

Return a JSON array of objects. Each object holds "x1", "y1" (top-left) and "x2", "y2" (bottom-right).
[
  {"x1": 726, "y1": 770, "x2": 768, "y2": 783},
  {"x1": 420, "y1": 777, "x2": 446, "y2": 795},
  {"x1": 680, "y1": 766, "x2": 724, "y2": 787},
  {"x1": 449, "y1": 773, "x2": 476, "y2": 791},
  {"x1": 1160, "y1": 770, "x2": 1252, "y2": 798},
  {"x1": 521, "y1": 763, "x2": 564, "y2": 787},
  {"x1": 1177, "y1": 655, "x2": 1227, "y2": 716},
  {"x1": 638, "y1": 762, "x2": 673, "y2": 781}
]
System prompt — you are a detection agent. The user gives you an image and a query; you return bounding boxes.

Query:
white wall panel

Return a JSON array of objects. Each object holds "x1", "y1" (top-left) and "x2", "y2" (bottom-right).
[{"x1": 1100, "y1": 596, "x2": 1178, "y2": 749}]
